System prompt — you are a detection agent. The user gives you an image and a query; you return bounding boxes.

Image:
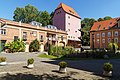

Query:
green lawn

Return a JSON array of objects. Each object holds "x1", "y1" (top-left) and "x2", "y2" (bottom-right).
[
  {"x1": 38, "y1": 54, "x2": 58, "y2": 59},
  {"x1": 38, "y1": 53, "x2": 120, "y2": 60},
  {"x1": 38, "y1": 54, "x2": 96, "y2": 60}
]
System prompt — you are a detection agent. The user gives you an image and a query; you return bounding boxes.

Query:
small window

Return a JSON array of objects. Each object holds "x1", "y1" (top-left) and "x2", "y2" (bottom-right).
[
  {"x1": 23, "y1": 32, "x2": 27, "y2": 41},
  {"x1": 68, "y1": 23, "x2": 70, "y2": 25},
  {"x1": 102, "y1": 33, "x2": 105, "y2": 37},
  {"x1": 14, "y1": 36, "x2": 18, "y2": 41},
  {"x1": 115, "y1": 31, "x2": 118, "y2": 36},
  {"x1": 1, "y1": 29, "x2": 6, "y2": 35},
  {"x1": 68, "y1": 16, "x2": 70, "y2": 19},
  {"x1": 97, "y1": 39, "x2": 99, "y2": 43},
  {"x1": 108, "y1": 38, "x2": 111, "y2": 43},
  {"x1": 108, "y1": 32, "x2": 111, "y2": 37},
  {"x1": 97, "y1": 33, "x2": 100, "y2": 38},
  {"x1": 40, "y1": 35, "x2": 43, "y2": 42},
  {"x1": 68, "y1": 36, "x2": 70, "y2": 38},
  {"x1": 114, "y1": 38, "x2": 118, "y2": 43},
  {"x1": 68, "y1": 29, "x2": 70, "y2": 31},
  {"x1": 75, "y1": 31, "x2": 77, "y2": 33},
  {"x1": 102, "y1": 39, "x2": 105, "y2": 43}
]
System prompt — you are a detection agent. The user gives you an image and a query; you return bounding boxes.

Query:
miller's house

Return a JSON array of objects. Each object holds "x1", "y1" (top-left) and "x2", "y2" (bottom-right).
[
  {"x1": 90, "y1": 17, "x2": 120, "y2": 49},
  {"x1": 53, "y1": 3, "x2": 81, "y2": 48}
]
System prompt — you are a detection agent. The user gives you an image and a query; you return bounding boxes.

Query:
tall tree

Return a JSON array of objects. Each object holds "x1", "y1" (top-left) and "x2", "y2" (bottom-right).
[
  {"x1": 13, "y1": 4, "x2": 51, "y2": 26},
  {"x1": 81, "y1": 18, "x2": 96, "y2": 46},
  {"x1": 13, "y1": 4, "x2": 39, "y2": 23},
  {"x1": 104, "y1": 16, "x2": 112, "y2": 20},
  {"x1": 49, "y1": 12, "x2": 54, "y2": 25},
  {"x1": 39, "y1": 11, "x2": 51, "y2": 26},
  {"x1": 97, "y1": 18, "x2": 104, "y2": 22}
]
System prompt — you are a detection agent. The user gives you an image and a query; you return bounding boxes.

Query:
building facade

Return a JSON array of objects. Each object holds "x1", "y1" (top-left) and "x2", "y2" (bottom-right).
[
  {"x1": 0, "y1": 18, "x2": 68, "y2": 52},
  {"x1": 53, "y1": 3, "x2": 81, "y2": 48},
  {"x1": 90, "y1": 18, "x2": 120, "y2": 49}
]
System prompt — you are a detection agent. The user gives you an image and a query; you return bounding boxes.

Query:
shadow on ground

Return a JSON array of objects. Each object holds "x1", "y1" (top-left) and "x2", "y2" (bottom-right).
[
  {"x1": 41, "y1": 59, "x2": 120, "y2": 80},
  {"x1": 0, "y1": 73, "x2": 77, "y2": 80}
]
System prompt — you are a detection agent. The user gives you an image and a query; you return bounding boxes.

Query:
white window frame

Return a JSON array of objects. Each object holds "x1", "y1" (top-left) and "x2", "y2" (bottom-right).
[
  {"x1": 102, "y1": 33, "x2": 105, "y2": 37},
  {"x1": 102, "y1": 39, "x2": 105, "y2": 43},
  {"x1": 115, "y1": 31, "x2": 118, "y2": 36},
  {"x1": 108, "y1": 32, "x2": 111, "y2": 37}
]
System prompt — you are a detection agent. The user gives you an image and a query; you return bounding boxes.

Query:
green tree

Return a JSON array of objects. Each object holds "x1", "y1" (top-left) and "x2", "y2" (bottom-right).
[
  {"x1": 13, "y1": 4, "x2": 39, "y2": 23},
  {"x1": 49, "y1": 11, "x2": 54, "y2": 25},
  {"x1": 81, "y1": 18, "x2": 96, "y2": 46},
  {"x1": 29, "y1": 39, "x2": 40, "y2": 52},
  {"x1": 5, "y1": 39, "x2": 25, "y2": 53},
  {"x1": 104, "y1": 16, "x2": 112, "y2": 20},
  {"x1": 108, "y1": 42, "x2": 118, "y2": 53},
  {"x1": 13, "y1": 4, "x2": 51, "y2": 26},
  {"x1": 38, "y1": 11, "x2": 51, "y2": 26},
  {"x1": 97, "y1": 18, "x2": 104, "y2": 22}
]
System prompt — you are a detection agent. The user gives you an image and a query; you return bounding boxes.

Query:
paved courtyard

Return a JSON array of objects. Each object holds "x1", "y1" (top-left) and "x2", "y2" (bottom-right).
[{"x1": 0, "y1": 52, "x2": 120, "y2": 80}]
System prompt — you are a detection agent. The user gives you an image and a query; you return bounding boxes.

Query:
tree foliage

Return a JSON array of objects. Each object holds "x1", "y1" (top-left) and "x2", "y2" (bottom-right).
[
  {"x1": 81, "y1": 18, "x2": 96, "y2": 46},
  {"x1": 103, "y1": 16, "x2": 112, "y2": 20},
  {"x1": 5, "y1": 39, "x2": 25, "y2": 53},
  {"x1": 13, "y1": 4, "x2": 51, "y2": 26},
  {"x1": 29, "y1": 39, "x2": 40, "y2": 52}
]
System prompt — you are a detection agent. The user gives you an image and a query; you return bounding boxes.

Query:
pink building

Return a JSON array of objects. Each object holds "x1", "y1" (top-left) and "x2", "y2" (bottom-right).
[{"x1": 53, "y1": 3, "x2": 81, "y2": 48}]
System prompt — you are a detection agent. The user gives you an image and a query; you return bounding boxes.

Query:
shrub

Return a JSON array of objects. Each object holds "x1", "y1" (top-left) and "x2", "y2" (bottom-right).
[
  {"x1": 59, "y1": 61, "x2": 67, "y2": 68},
  {"x1": 48, "y1": 44, "x2": 53, "y2": 55},
  {"x1": 27, "y1": 58, "x2": 34, "y2": 65},
  {"x1": 48, "y1": 46, "x2": 75, "y2": 57},
  {"x1": 108, "y1": 43, "x2": 118, "y2": 53},
  {"x1": 103, "y1": 62, "x2": 113, "y2": 71},
  {"x1": 5, "y1": 39, "x2": 25, "y2": 53},
  {"x1": 0, "y1": 57, "x2": 6, "y2": 62},
  {"x1": 29, "y1": 39, "x2": 40, "y2": 52}
]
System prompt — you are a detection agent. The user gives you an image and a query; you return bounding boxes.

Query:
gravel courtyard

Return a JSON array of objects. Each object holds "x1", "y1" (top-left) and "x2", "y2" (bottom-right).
[{"x1": 0, "y1": 52, "x2": 120, "y2": 80}]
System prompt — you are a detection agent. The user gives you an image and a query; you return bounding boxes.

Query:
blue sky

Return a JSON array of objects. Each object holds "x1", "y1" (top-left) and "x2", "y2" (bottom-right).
[{"x1": 0, "y1": 0, "x2": 120, "y2": 20}]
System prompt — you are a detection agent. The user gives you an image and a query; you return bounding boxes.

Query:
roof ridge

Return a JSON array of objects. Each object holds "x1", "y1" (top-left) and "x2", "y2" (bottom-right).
[{"x1": 55, "y1": 3, "x2": 80, "y2": 18}]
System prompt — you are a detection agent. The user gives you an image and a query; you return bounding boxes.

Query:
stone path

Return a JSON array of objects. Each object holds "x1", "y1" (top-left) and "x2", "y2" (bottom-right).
[{"x1": 0, "y1": 52, "x2": 120, "y2": 80}]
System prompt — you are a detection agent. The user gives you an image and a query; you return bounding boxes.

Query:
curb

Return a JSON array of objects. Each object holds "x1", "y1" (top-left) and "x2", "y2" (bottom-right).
[{"x1": 0, "y1": 69, "x2": 32, "y2": 75}]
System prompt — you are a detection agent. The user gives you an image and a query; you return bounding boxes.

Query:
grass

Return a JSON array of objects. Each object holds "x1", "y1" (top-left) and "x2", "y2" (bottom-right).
[
  {"x1": 38, "y1": 54, "x2": 97, "y2": 60},
  {"x1": 38, "y1": 54, "x2": 58, "y2": 59},
  {"x1": 38, "y1": 53, "x2": 120, "y2": 60}
]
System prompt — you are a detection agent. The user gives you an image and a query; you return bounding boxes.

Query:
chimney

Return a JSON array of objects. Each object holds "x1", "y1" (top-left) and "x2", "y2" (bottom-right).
[
  {"x1": 19, "y1": 21, "x2": 21, "y2": 26},
  {"x1": 118, "y1": 19, "x2": 120, "y2": 27}
]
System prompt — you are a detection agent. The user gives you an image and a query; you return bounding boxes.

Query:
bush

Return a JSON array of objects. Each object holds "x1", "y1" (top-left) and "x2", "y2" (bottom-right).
[
  {"x1": 103, "y1": 62, "x2": 113, "y2": 71},
  {"x1": 5, "y1": 39, "x2": 25, "y2": 53},
  {"x1": 27, "y1": 58, "x2": 34, "y2": 65},
  {"x1": 29, "y1": 39, "x2": 40, "y2": 52},
  {"x1": 48, "y1": 45, "x2": 75, "y2": 57},
  {"x1": 0, "y1": 57, "x2": 6, "y2": 62},
  {"x1": 59, "y1": 61, "x2": 67, "y2": 68}
]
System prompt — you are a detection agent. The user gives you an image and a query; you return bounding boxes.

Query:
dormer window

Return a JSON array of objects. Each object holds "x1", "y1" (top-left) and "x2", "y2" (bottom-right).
[
  {"x1": 110, "y1": 22, "x2": 112, "y2": 24},
  {"x1": 103, "y1": 27, "x2": 105, "y2": 29},
  {"x1": 69, "y1": 10, "x2": 74, "y2": 14},
  {"x1": 108, "y1": 26, "x2": 110, "y2": 29},
  {"x1": 98, "y1": 25, "x2": 101, "y2": 30}
]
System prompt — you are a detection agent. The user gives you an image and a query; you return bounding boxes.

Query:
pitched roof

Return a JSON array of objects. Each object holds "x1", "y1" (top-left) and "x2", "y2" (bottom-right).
[
  {"x1": 90, "y1": 18, "x2": 119, "y2": 31},
  {"x1": 55, "y1": 3, "x2": 80, "y2": 18},
  {"x1": 0, "y1": 18, "x2": 67, "y2": 34}
]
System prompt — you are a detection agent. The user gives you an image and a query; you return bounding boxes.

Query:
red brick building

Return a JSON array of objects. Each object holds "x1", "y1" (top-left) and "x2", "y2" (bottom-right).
[{"x1": 90, "y1": 18, "x2": 120, "y2": 49}]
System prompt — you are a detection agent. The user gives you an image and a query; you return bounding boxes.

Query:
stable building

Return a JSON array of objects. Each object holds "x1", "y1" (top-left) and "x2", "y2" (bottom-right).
[
  {"x1": 0, "y1": 18, "x2": 68, "y2": 52},
  {"x1": 90, "y1": 18, "x2": 120, "y2": 49}
]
